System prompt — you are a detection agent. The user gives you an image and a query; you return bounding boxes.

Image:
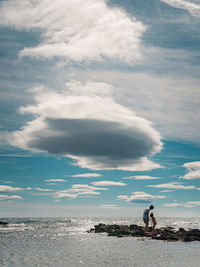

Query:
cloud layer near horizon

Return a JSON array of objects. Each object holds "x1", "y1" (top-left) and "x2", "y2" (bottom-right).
[
  {"x1": 8, "y1": 81, "x2": 162, "y2": 171},
  {"x1": 117, "y1": 191, "x2": 165, "y2": 203},
  {"x1": 0, "y1": 0, "x2": 146, "y2": 64},
  {"x1": 165, "y1": 201, "x2": 200, "y2": 208},
  {"x1": 147, "y1": 181, "x2": 196, "y2": 190}
]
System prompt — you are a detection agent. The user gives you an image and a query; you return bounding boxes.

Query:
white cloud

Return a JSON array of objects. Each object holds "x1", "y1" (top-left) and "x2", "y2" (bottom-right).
[
  {"x1": 122, "y1": 175, "x2": 160, "y2": 180},
  {"x1": 160, "y1": 190, "x2": 174, "y2": 192},
  {"x1": 9, "y1": 81, "x2": 162, "y2": 171},
  {"x1": 71, "y1": 184, "x2": 108, "y2": 191},
  {"x1": 99, "y1": 204, "x2": 120, "y2": 209},
  {"x1": 67, "y1": 173, "x2": 101, "y2": 178},
  {"x1": 45, "y1": 179, "x2": 67, "y2": 182},
  {"x1": 69, "y1": 155, "x2": 161, "y2": 171},
  {"x1": 181, "y1": 161, "x2": 200, "y2": 180},
  {"x1": 54, "y1": 183, "x2": 108, "y2": 199},
  {"x1": 0, "y1": 0, "x2": 146, "y2": 64},
  {"x1": 0, "y1": 194, "x2": 23, "y2": 200},
  {"x1": 147, "y1": 182, "x2": 196, "y2": 190},
  {"x1": 55, "y1": 193, "x2": 78, "y2": 199},
  {"x1": 0, "y1": 185, "x2": 31, "y2": 192},
  {"x1": 187, "y1": 201, "x2": 200, "y2": 206},
  {"x1": 117, "y1": 191, "x2": 165, "y2": 203},
  {"x1": 35, "y1": 187, "x2": 53, "y2": 192},
  {"x1": 160, "y1": 0, "x2": 200, "y2": 17},
  {"x1": 164, "y1": 201, "x2": 200, "y2": 208},
  {"x1": 78, "y1": 191, "x2": 100, "y2": 196},
  {"x1": 91, "y1": 181, "x2": 127, "y2": 186},
  {"x1": 71, "y1": 71, "x2": 200, "y2": 143}
]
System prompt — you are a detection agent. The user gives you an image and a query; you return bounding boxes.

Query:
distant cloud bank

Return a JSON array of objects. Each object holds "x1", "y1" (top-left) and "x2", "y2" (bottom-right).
[
  {"x1": 147, "y1": 181, "x2": 196, "y2": 190},
  {"x1": 117, "y1": 191, "x2": 165, "y2": 203},
  {"x1": 165, "y1": 201, "x2": 200, "y2": 208}
]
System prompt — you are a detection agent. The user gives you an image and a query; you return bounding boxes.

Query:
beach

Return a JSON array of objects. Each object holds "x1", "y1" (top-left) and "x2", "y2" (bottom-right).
[{"x1": 1, "y1": 217, "x2": 200, "y2": 267}]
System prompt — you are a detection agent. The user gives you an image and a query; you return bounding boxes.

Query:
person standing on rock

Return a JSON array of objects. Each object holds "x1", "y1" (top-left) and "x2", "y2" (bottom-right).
[
  {"x1": 150, "y1": 213, "x2": 157, "y2": 234},
  {"x1": 143, "y1": 205, "x2": 154, "y2": 233}
]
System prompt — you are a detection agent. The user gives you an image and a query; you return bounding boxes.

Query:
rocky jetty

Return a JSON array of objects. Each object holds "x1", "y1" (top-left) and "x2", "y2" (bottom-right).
[{"x1": 88, "y1": 223, "x2": 200, "y2": 242}]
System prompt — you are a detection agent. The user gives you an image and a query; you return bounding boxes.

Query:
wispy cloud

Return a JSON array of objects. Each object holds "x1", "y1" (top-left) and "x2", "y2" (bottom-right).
[
  {"x1": 31, "y1": 192, "x2": 54, "y2": 197},
  {"x1": 0, "y1": 185, "x2": 31, "y2": 192},
  {"x1": 45, "y1": 179, "x2": 67, "y2": 182},
  {"x1": 117, "y1": 191, "x2": 165, "y2": 203},
  {"x1": 0, "y1": 154, "x2": 31, "y2": 157},
  {"x1": 9, "y1": 82, "x2": 162, "y2": 171},
  {"x1": 0, "y1": 0, "x2": 146, "y2": 65},
  {"x1": 71, "y1": 184, "x2": 108, "y2": 191},
  {"x1": 0, "y1": 194, "x2": 22, "y2": 200},
  {"x1": 147, "y1": 182, "x2": 196, "y2": 190},
  {"x1": 99, "y1": 204, "x2": 120, "y2": 209},
  {"x1": 91, "y1": 181, "x2": 127, "y2": 186},
  {"x1": 122, "y1": 175, "x2": 160, "y2": 180},
  {"x1": 181, "y1": 161, "x2": 200, "y2": 180},
  {"x1": 54, "y1": 184, "x2": 108, "y2": 199},
  {"x1": 160, "y1": 0, "x2": 200, "y2": 17},
  {"x1": 35, "y1": 187, "x2": 53, "y2": 192},
  {"x1": 0, "y1": 131, "x2": 10, "y2": 145},
  {"x1": 54, "y1": 193, "x2": 78, "y2": 199},
  {"x1": 160, "y1": 190, "x2": 174, "y2": 192},
  {"x1": 71, "y1": 71, "x2": 200, "y2": 143},
  {"x1": 1, "y1": 181, "x2": 15, "y2": 184},
  {"x1": 164, "y1": 201, "x2": 200, "y2": 208},
  {"x1": 67, "y1": 173, "x2": 101, "y2": 178}
]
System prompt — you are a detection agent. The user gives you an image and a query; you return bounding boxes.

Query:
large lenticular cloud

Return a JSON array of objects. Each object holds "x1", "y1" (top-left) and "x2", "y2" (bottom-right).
[
  {"x1": 9, "y1": 81, "x2": 162, "y2": 171},
  {"x1": 0, "y1": 0, "x2": 146, "y2": 64}
]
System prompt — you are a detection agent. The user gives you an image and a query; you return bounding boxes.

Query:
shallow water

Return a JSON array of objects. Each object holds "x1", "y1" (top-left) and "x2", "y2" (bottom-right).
[{"x1": 0, "y1": 217, "x2": 200, "y2": 266}]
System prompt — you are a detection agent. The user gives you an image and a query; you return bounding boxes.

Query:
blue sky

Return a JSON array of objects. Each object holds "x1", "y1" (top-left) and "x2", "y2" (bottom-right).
[{"x1": 0, "y1": 0, "x2": 200, "y2": 217}]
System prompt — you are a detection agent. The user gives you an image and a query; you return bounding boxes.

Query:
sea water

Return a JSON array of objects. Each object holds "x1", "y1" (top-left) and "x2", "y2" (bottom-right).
[{"x1": 0, "y1": 217, "x2": 200, "y2": 267}]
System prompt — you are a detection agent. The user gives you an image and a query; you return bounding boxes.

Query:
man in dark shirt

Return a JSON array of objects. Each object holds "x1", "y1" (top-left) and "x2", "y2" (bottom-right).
[{"x1": 143, "y1": 205, "x2": 154, "y2": 233}]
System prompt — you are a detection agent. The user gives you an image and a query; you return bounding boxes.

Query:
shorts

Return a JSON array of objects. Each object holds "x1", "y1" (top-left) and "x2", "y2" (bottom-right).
[{"x1": 143, "y1": 218, "x2": 149, "y2": 224}]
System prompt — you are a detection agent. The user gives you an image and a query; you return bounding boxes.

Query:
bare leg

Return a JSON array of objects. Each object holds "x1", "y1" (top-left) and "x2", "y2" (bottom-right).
[
  {"x1": 144, "y1": 219, "x2": 149, "y2": 233},
  {"x1": 152, "y1": 224, "x2": 157, "y2": 234}
]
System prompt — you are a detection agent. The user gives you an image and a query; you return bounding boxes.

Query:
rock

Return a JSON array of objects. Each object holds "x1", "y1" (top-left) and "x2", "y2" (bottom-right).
[
  {"x1": 87, "y1": 228, "x2": 95, "y2": 233},
  {"x1": 89, "y1": 223, "x2": 200, "y2": 242},
  {"x1": 130, "y1": 224, "x2": 142, "y2": 231},
  {"x1": 0, "y1": 221, "x2": 8, "y2": 225},
  {"x1": 183, "y1": 230, "x2": 200, "y2": 242},
  {"x1": 117, "y1": 234, "x2": 124, "y2": 238},
  {"x1": 94, "y1": 223, "x2": 107, "y2": 233},
  {"x1": 178, "y1": 228, "x2": 186, "y2": 233}
]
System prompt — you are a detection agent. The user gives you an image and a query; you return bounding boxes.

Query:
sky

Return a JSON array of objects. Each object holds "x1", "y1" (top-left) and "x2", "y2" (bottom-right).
[{"x1": 0, "y1": 0, "x2": 200, "y2": 217}]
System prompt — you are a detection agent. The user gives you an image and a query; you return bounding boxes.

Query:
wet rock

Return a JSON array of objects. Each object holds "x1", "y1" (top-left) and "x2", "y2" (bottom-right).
[
  {"x1": 178, "y1": 228, "x2": 186, "y2": 233},
  {"x1": 89, "y1": 223, "x2": 200, "y2": 242},
  {"x1": 0, "y1": 221, "x2": 8, "y2": 225}
]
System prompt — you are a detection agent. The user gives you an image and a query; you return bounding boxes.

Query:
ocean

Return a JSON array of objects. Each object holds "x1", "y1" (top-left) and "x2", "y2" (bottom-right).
[{"x1": 0, "y1": 217, "x2": 200, "y2": 267}]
